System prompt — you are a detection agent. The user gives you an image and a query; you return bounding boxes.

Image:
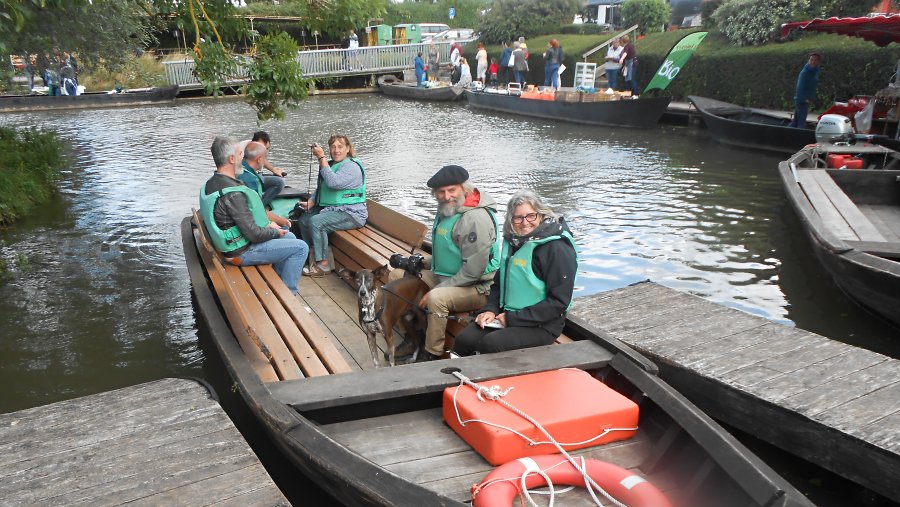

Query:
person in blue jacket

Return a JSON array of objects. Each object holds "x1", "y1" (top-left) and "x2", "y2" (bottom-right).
[
  {"x1": 789, "y1": 53, "x2": 821, "y2": 128},
  {"x1": 415, "y1": 52, "x2": 426, "y2": 86},
  {"x1": 499, "y1": 41, "x2": 513, "y2": 86}
]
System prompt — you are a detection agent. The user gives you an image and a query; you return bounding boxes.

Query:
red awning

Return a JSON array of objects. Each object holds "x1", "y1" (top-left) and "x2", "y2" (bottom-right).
[{"x1": 780, "y1": 14, "x2": 900, "y2": 47}]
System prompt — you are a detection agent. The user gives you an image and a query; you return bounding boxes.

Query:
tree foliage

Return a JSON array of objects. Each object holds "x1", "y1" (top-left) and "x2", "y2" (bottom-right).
[
  {"x1": 801, "y1": 0, "x2": 882, "y2": 18},
  {"x1": 477, "y1": 0, "x2": 581, "y2": 44},
  {"x1": 712, "y1": 0, "x2": 808, "y2": 46},
  {"x1": 385, "y1": 0, "x2": 488, "y2": 30},
  {"x1": 243, "y1": 0, "x2": 388, "y2": 38},
  {"x1": 245, "y1": 32, "x2": 310, "y2": 121},
  {"x1": 621, "y1": 0, "x2": 671, "y2": 34}
]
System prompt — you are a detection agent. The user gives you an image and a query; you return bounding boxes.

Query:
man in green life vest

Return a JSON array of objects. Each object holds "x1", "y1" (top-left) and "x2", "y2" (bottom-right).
[
  {"x1": 238, "y1": 142, "x2": 293, "y2": 229},
  {"x1": 388, "y1": 165, "x2": 502, "y2": 361},
  {"x1": 453, "y1": 190, "x2": 578, "y2": 356},
  {"x1": 199, "y1": 136, "x2": 309, "y2": 294}
]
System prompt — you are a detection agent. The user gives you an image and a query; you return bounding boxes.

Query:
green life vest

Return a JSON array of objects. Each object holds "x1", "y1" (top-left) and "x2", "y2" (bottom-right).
[
  {"x1": 239, "y1": 160, "x2": 265, "y2": 197},
  {"x1": 316, "y1": 157, "x2": 366, "y2": 207},
  {"x1": 431, "y1": 208, "x2": 502, "y2": 277},
  {"x1": 199, "y1": 184, "x2": 270, "y2": 254},
  {"x1": 498, "y1": 230, "x2": 577, "y2": 312}
]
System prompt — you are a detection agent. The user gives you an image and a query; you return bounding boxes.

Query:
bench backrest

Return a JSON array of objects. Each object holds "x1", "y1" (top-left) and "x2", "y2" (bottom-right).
[{"x1": 365, "y1": 199, "x2": 428, "y2": 249}]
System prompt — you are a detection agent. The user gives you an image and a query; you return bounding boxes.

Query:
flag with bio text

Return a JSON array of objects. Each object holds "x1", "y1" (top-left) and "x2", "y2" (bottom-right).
[{"x1": 644, "y1": 31, "x2": 708, "y2": 93}]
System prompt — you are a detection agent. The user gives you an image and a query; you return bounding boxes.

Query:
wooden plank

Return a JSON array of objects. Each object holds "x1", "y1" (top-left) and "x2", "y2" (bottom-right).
[
  {"x1": 857, "y1": 204, "x2": 900, "y2": 243},
  {"x1": 786, "y1": 359, "x2": 900, "y2": 418},
  {"x1": 300, "y1": 290, "x2": 376, "y2": 370},
  {"x1": 810, "y1": 170, "x2": 885, "y2": 242},
  {"x1": 125, "y1": 463, "x2": 290, "y2": 507},
  {"x1": 347, "y1": 227, "x2": 398, "y2": 261},
  {"x1": 270, "y1": 341, "x2": 613, "y2": 411},
  {"x1": 294, "y1": 290, "x2": 363, "y2": 372},
  {"x1": 332, "y1": 246, "x2": 365, "y2": 274},
  {"x1": 843, "y1": 240, "x2": 900, "y2": 259},
  {"x1": 818, "y1": 381, "x2": 900, "y2": 432},
  {"x1": 365, "y1": 199, "x2": 428, "y2": 248},
  {"x1": 694, "y1": 325, "x2": 817, "y2": 377},
  {"x1": 243, "y1": 266, "x2": 330, "y2": 377},
  {"x1": 796, "y1": 170, "x2": 859, "y2": 241},
  {"x1": 0, "y1": 379, "x2": 286, "y2": 506},
  {"x1": 330, "y1": 230, "x2": 388, "y2": 271},
  {"x1": 858, "y1": 410, "x2": 900, "y2": 453},
  {"x1": 718, "y1": 339, "x2": 848, "y2": 388},
  {"x1": 359, "y1": 224, "x2": 427, "y2": 256},
  {"x1": 190, "y1": 223, "x2": 278, "y2": 383},
  {"x1": 220, "y1": 262, "x2": 303, "y2": 381},
  {"x1": 754, "y1": 351, "x2": 887, "y2": 404},
  {"x1": 258, "y1": 265, "x2": 354, "y2": 375}
]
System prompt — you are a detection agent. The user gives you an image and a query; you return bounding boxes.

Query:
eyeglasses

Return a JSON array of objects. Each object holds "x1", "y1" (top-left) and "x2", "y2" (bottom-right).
[{"x1": 511, "y1": 212, "x2": 539, "y2": 224}]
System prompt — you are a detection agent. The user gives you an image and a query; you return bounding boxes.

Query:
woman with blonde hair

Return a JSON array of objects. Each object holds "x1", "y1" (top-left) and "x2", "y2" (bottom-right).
[
  {"x1": 475, "y1": 42, "x2": 488, "y2": 84},
  {"x1": 299, "y1": 134, "x2": 368, "y2": 276}
]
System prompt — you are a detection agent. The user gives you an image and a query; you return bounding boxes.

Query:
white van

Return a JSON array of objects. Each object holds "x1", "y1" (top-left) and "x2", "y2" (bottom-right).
[{"x1": 419, "y1": 23, "x2": 451, "y2": 39}]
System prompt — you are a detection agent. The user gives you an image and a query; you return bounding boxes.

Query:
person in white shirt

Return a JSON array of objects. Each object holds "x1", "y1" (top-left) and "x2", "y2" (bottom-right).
[
  {"x1": 475, "y1": 42, "x2": 488, "y2": 83},
  {"x1": 348, "y1": 29, "x2": 360, "y2": 70},
  {"x1": 604, "y1": 38, "x2": 624, "y2": 91}
]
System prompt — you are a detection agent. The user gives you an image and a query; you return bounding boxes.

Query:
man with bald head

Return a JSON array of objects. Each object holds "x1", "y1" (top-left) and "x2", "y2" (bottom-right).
[
  {"x1": 199, "y1": 136, "x2": 308, "y2": 294},
  {"x1": 239, "y1": 141, "x2": 284, "y2": 206}
]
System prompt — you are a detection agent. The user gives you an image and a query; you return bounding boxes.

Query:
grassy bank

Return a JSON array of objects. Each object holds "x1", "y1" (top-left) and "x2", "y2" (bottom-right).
[
  {"x1": 469, "y1": 30, "x2": 900, "y2": 111},
  {"x1": 0, "y1": 127, "x2": 66, "y2": 225}
]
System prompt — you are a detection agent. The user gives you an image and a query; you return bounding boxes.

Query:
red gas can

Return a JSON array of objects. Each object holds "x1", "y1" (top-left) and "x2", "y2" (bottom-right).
[{"x1": 443, "y1": 369, "x2": 639, "y2": 465}]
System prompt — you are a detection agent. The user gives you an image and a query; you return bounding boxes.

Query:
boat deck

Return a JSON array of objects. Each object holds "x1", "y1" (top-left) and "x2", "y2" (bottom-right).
[
  {"x1": 571, "y1": 281, "x2": 900, "y2": 503},
  {"x1": 0, "y1": 378, "x2": 287, "y2": 506}
]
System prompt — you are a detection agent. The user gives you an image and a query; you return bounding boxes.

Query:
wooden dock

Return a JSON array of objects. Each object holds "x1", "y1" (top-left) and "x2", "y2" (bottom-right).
[
  {"x1": 0, "y1": 378, "x2": 288, "y2": 506},
  {"x1": 570, "y1": 280, "x2": 900, "y2": 503}
]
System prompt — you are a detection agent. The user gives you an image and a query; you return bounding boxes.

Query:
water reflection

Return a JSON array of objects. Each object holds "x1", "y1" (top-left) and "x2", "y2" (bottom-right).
[{"x1": 0, "y1": 94, "x2": 896, "y2": 413}]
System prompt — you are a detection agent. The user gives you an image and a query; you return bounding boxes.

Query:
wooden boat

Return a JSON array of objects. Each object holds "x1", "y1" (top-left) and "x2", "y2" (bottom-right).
[
  {"x1": 0, "y1": 85, "x2": 179, "y2": 113},
  {"x1": 689, "y1": 95, "x2": 816, "y2": 154},
  {"x1": 377, "y1": 75, "x2": 464, "y2": 102},
  {"x1": 181, "y1": 199, "x2": 814, "y2": 507},
  {"x1": 465, "y1": 88, "x2": 671, "y2": 129},
  {"x1": 779, "y1": 143, "x2": 900, "y2": 326}
]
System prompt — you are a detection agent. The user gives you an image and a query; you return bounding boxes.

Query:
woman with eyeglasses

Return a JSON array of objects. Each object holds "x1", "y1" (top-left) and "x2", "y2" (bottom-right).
[{"x1": 453, "y1": 190, "x2": 577, "y2": 356}]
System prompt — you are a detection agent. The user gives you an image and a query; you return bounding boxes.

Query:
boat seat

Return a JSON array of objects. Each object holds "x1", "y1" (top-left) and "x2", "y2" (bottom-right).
[
  {"x1": 796, "y1": 170, "x2": 887, "y2": 242},
  {"x1": 191, "y1": 210, "x2": 354, "y2": 383},
  {"x1": 330, "y1": 199, "x2": 429, "y2": 281}
]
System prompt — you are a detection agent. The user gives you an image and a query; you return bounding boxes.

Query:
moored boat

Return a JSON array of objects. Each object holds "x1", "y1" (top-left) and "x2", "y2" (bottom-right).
[
  {"x1": 689, "y1": 95, "x2": 815, "y2": 154},
  {"x1": 0, "y1": 85, "x2": 179, "y2": 113},
  {"x1": 377, "y1": 75, "x2": 464, "y2": 102},
  {"x1": 465, "y1": 88, "x2": 671, "y2": 129},
  {"x1": 779, "y1": 143, "x2": 900, "y2": 327},
  {"x1": 181, "y1": 200, "x2": 814, "y2": 507}
]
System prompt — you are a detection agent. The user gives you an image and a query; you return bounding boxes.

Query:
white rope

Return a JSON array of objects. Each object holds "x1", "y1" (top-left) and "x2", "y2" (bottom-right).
[{"x1": 454, "y1": 370, "x2": 631, "y2": 507}]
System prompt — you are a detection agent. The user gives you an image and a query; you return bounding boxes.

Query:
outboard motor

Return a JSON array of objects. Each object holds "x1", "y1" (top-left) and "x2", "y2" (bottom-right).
[{"x1": 815, "y1": 114, "x2": 854, "y2": 144}]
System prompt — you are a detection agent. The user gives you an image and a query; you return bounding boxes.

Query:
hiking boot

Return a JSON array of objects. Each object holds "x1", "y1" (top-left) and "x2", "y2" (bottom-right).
[
  {"x1": 414, "y1": 351, "x2": 442, "y2": 363},
  {"x1": 384, "y1": 339, "x2": 417, "y2": 361}
]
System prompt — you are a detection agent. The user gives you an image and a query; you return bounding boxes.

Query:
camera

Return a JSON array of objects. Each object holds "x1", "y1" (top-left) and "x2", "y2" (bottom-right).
[{"x1": 389, "y1": 253, "x2": 425, "y2": 276}]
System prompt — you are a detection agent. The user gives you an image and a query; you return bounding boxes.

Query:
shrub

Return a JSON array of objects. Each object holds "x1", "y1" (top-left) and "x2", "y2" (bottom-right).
[
  {"x1": 478, "y1": 0, "x2": 581, "y2": 44},
  {"x1": 699, "y1": 0, "x2": 723, "y2": 28},
  {"x1": 712, "y1": 0, "x2": 807, "y2": 46},
  {"x1": 0, "y1": 127, "x2": 66, "y2": 224},
  {"x1": 801, "y1": 0, "x2": 881, "y2": 18},
  {"x1": 558, "y1": 24, "x2": 609, "y2": 35},
  {"x1": 621, "y1": 0, "x2": 671, "y2": 34},
  {"x1": 80, "y1": 53, "x2": 168, "y2": 91}
]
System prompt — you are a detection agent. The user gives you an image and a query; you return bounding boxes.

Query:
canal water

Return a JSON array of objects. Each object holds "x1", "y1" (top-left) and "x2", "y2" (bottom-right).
[{"x1": 0, "y1": 95, "x2": 896, "y2": 505}]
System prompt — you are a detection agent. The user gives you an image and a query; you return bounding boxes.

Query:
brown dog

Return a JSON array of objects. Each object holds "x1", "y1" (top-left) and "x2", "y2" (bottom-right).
[{"x1": 339, "y1": 265, "x2": 429, "y2": 367}]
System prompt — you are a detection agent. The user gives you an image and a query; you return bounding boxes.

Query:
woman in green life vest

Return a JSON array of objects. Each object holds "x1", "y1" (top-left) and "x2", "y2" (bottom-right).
[
  {"x1": 453, "y1": 190, "x2": 578, "y2": 355},
  {"x1": 298, "y1": 134, "x2": 368, "y2": 277}
]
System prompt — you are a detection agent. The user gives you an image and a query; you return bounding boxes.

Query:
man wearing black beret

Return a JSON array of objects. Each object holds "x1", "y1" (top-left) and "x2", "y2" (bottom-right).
[{"x1": 389, "y1": 165, "x2": 501, "y2": 361}]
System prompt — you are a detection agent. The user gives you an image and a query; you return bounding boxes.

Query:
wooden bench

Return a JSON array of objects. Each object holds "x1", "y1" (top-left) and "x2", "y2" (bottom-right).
[
  {"x1": 330, "y1": 199, "x2": 429, "y2": 280},
  {"x1": 797, "y1": 170, "x2": 886, "y2": 242},
  {"x1": 329, "y1": 202, "x2": 572, "y2": 348},
  {"x1": 191, "y1": 211, "x2": 354, "y2": 383}
]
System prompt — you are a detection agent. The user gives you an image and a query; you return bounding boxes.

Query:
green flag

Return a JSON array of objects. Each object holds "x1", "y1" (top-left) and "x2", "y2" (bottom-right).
[{"x1": 643, "y1": 31, "x2": 708, "y2": 94}]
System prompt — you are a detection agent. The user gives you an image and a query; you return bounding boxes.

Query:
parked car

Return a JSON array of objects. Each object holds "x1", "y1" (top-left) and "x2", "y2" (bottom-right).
[{"x1": 423, "y1": 28, "x2": 477, "y2": 43}]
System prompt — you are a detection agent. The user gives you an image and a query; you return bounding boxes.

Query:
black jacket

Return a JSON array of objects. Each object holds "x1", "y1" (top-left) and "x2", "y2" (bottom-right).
[
  {"x1": 204, "y1": 173, "x2": 279, "y2": 257},
  {"x1": 481, "y1": 217, "x2": 577, "y2": 337}
]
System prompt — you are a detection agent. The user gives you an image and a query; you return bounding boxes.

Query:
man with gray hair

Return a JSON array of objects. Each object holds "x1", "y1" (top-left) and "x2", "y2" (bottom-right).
[
  {"x1": 199, "y1": 136, "x2": 309, "y2": 294},
  {"x1": 388, "y1": 165, "x2": 501, "y2": 361}
]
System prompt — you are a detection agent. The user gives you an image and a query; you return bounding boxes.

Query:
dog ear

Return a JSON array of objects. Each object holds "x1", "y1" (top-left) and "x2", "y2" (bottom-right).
[
  {"x1": 336, "y1": 268, "x2": 356, "y2": 286},
  {"x1": 372, "y1": 264, "x2": 390, "y2": 281}
]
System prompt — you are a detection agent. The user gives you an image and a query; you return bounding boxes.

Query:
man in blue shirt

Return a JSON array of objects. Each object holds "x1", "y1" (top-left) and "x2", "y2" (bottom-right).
[{"x1": 789, "y1": 53, "x2": 821, "y2": 128}]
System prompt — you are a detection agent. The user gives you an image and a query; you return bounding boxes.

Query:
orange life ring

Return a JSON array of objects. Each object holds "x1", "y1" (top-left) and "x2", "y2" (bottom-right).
[{"x1": 472, "y1": 454, "x2": 672, "y2": 507}]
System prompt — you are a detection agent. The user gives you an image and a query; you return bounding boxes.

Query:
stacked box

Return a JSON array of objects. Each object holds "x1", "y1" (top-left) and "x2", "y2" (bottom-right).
[
  {"x1": 555, "y1": 90, "x2": 581, "y2": 102},
  {"x1": 582, "y1": 92, "x2": 617, "y2": 102}
]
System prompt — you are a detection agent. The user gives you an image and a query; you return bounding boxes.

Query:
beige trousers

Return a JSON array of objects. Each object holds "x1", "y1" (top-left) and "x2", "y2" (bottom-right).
[{"x1": 388, "y1": 268, "x2": 488, "y2": 356}]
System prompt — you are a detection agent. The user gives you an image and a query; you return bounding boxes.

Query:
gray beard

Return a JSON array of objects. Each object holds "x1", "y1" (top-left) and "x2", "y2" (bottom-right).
[
  {"x1": 438, "y1": 194, "x2": 466, "y2": 217},
  {"x1": 234, "y1": 163, "x2": 244, "y2": 176}
]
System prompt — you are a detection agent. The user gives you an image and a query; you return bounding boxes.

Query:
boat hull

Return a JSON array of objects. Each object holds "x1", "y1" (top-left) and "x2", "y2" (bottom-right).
[
  {"x1": 0, "y1": 85, "x2": 179, "y2": 113},
  {"x1": 778, "y1": 152, "x2": 900, "y2": 327},
  {"x1": 465, "y1": 90, "x2": 670, "y2": 128},
  {"x1": 690, "y1": 95, "x2": 815, "y2": 154},
  {"x1": 377, "y1": 76, "x2": 464, "y2": 102}
]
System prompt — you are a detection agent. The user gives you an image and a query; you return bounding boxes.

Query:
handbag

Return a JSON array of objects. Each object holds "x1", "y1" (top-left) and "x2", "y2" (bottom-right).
[{"x1": 507, "y1": 57, "x2": 515, "y2": 68}]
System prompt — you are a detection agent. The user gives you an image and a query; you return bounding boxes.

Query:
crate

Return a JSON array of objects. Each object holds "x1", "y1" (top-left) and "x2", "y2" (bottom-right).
[
  {"x1": 555, "y1": 90, "x2": 581, "y2": 102},
  {"x1": 581, "y1": 92, "x2": 618, "y2": 102}
]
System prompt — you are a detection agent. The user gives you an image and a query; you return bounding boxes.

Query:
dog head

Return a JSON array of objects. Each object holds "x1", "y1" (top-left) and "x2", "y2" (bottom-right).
[{"x1": 338, "y1": 265, "x2": 390, "y2": 323}]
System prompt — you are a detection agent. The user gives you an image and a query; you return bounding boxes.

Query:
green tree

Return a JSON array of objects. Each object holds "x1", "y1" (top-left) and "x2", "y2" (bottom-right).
[
  {"x1": 385, "y1": 0, "x2": 488, "y2": 29},
  {"x1": 243, "y1": 0, "x2": 388, "y2": 38},
  {"x1": 801, "y1": 0, "x2": 881, "y2": 17},
  {"x1": 621, "y1": 0, "x2": 671, "y2": 34},
  {"x1": 713, "y1": 0, "x2": 807, "y2": 46},
  {"x1": 478, "y1": 0, "x2": 580, "y2": 44},
  {"x1": 245, "y1": 33, "x2": 309, "y2": 121}
]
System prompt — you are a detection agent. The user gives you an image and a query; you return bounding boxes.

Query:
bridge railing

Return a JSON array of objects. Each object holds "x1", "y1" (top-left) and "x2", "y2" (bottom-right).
[{"x1": 163, "y1": 39, "x2": 476, "y2": 87}]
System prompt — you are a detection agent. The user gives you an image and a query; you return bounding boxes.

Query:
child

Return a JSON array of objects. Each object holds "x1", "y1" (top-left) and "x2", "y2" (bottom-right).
[{"x1": 488, "y1": 57, "x2": 500, "y2": 88}]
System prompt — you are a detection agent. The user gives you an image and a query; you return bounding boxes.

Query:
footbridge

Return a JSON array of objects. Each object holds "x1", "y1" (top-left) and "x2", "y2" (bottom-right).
[{"x1": 164, "y1": 40, "x2": 473, "y2": 90}]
